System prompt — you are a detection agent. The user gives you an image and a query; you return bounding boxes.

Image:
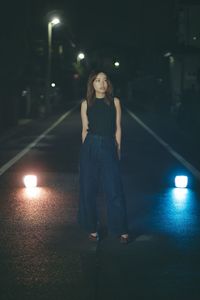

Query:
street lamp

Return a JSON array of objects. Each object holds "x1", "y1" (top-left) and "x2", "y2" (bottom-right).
[
  {"x1": 76, "y1": 52, "x2": 85, "y2": 75},
  {"x1": 45, "y1": 17, "x2": 60, "y2": 114},
  {"x1": 114, "y1": 61, "x2": 120, "y2": 68},
  {"x1": 77, "y1": 52, "x2": 85, "y2": 62},
  {"x1": 51, "y1": 18, "x2": 60, "y2": 25}
]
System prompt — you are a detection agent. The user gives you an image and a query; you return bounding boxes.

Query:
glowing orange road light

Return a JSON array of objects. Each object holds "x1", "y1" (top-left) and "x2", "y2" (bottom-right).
[
  {"x1": 23, "y1": 175, "x2": 37, "y2": 188},
  {"x1": 175, "y1": 176, "x2": 188, "y2": 188}
]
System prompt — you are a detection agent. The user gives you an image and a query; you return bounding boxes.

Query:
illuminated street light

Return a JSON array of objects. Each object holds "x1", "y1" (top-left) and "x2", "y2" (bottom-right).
[
  {"x1": 51, "y1": 17, "x2": 60, "y2": 25},
  {"x1": 114, "y1": 61, "x2": 120, "y2": 67},
  {"x1": 45, "y1": 17, "x2": 60, "y2": 114},
  {"x1": 164, "y1": 52, "x2": 172, "y2": 57},
  {"x1": 51, "y1": 83, "x2": 56, "y2": 87},
  {"x1": 77, "y1": 52, "x2": 85, "y2": 61}
]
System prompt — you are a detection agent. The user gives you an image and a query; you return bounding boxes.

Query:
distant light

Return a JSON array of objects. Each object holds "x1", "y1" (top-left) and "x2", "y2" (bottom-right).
[
  {"x1": 164, "y1": 52, "x2": 172, "y2": 57},
  {"x1": 59, "y1": 45, "x2": 63, "y2": 55},
  {"x1": 51, "y1": 83, "x2": 56, "y2": 87},
  {"x1": 23, "y1": 175, "x2": 37, "y2": 188},
  {"x1": 71, "y1": 42, "x2": 76, "y2": 48},
  {"x1": 114, "y1": 61, "x2": 120, "y2": 67},
  {"x1": 73, "y1": 73, "x2": 79, "y2": 79},
  {"x1": 193, "y1": 36, "x2": 197, "y2": 40},
  {"x1": 175, "y1": 176, "x2": 188, "y2": 188},
  {"x1": 77, "y1": 52, "x2": 85, "y2": 60},
  {"x1": 169, "y1": 56, "x2": 175, "y2": 64},
  {"x1": 51, "y1": 18, "x2": 60, "y2": 25},
  {"x1": 22, "y1": 90, "x2": 27, "y2": 96}
]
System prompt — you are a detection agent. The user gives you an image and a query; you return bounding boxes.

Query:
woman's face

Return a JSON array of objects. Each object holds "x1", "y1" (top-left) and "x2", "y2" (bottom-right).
[{"x1": 93, "y1": 72, "x2": 108, "y2": 95}]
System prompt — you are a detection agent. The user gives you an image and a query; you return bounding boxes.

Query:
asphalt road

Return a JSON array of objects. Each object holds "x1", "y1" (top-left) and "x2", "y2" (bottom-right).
[{"x1": 0, "y1": 103, "x2": 200, "y2": 300}]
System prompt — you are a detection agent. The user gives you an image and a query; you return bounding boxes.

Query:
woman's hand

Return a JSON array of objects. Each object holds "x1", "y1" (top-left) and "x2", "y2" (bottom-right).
[
  {"x1": 82, "y1": 132, "x2": 87, "y2": 144},
  {"x1": 117, "y1": 147, "x2": 121, "y2": 160}
]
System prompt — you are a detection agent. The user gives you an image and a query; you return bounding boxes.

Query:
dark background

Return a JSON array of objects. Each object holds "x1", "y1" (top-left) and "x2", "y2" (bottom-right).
[{"x1": 0, "y1": 0, "x2": 200, "y2": 134}]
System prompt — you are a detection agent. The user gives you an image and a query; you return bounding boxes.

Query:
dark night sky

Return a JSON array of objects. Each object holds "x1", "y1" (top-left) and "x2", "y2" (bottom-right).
[
  {"x1": 27, "y1": 0, "x2": 176, "y2": 52},
  {"x1": 72, "y1": 0, "x2": 175, "y2": 49},
  {"x1": 0, "y1": 0, "x2": 176, "y2": 82}
]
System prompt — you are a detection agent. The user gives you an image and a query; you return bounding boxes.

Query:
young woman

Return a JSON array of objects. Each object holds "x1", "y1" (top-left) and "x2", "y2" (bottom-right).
[{"x1": 78, "y1": 70, "x2": 129, "y2": 243}]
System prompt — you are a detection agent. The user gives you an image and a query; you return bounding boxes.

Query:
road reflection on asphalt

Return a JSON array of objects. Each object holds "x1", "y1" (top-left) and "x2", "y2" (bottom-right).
[{"x1": 151, "y1": 187, "x2": 200, "y2": 237}]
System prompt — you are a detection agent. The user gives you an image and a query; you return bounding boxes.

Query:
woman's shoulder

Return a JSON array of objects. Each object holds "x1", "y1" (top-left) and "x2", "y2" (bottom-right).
[
  {"x1": 81, "y1": 99, "x2": 87, "y2": 106},
  {"x1": 114, "y1": 97, "x2": 120, "y2": 106}
]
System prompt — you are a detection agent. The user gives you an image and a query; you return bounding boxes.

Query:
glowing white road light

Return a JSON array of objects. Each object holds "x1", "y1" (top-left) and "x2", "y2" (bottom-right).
[
  {"x1": 114, "y1": 61, "x2": 120, "y2": 67},
  {"x1": 77, "y1": 53, "x2": 85, "y2": 60},
  {"x1": 51, "y1": 83, "x2": 56, "y2": 87},
  {"x1": 51, "y1": 18, "x2": 60, "y2": 25},
  {"x1": 175, "y1": 176, "x2": 188, "y2": 188},
  {"x1": 23, "y1": 175, "x2": 37, "y2": 188}
]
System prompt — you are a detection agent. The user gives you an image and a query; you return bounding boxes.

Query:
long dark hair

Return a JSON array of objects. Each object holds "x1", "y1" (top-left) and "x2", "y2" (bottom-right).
[{"x1": 86, "y1": 70, "x2": 113, "y2": 106}]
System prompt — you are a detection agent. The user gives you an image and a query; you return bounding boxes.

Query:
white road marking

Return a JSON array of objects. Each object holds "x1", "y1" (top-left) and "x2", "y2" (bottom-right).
[
  {"x1": 126, "y1": 108, "x2": 200, "y2": 181},
  {"x1": 0, "y1": 106, "x2": 78, "y2": 176}
]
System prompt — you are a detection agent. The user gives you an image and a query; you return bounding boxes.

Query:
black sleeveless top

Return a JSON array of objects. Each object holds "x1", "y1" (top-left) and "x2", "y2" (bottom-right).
[{"x1": 87, "y1": 98, "x2": 116, "y2": 137}]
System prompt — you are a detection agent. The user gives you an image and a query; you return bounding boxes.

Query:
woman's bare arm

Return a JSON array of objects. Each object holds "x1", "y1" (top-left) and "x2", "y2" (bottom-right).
[
  {"x1": 114, "y1": 97, "x2": 122, "y2": 158},
  {"x1": 81, "y1": 100, "x2": 89, "y2": 143}
]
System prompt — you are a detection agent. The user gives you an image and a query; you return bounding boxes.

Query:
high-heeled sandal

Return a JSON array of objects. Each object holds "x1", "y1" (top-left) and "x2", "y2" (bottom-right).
[
  {"x1": 88, "y1": 233, "x2": 99, "y2": 242},
  {"x1": 119, "y1": 235, "x2": 129, "y2": 244}
]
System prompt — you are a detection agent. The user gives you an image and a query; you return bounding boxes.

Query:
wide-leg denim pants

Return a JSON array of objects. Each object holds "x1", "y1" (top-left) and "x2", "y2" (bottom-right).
[{"x1": 78, "y1": 133, "x2": 128, "y2": 236}]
